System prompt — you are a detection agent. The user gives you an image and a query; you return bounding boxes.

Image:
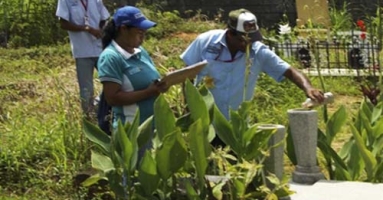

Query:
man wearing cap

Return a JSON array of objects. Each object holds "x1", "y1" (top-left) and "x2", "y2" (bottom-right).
[
  {"x1": 181, "y1": 9, "x2": 324, "y2": 145},
  {"x1": 56, "y1": 0, "x2": 110, "y2": 118}
]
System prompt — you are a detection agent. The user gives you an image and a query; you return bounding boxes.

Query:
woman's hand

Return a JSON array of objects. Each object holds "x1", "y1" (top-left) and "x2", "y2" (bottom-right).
[{"x1": 147, "y1": 80, "x2": 169, "y2": 96}]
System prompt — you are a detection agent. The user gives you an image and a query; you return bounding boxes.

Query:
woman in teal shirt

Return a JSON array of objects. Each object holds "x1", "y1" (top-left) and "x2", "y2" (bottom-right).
[{"x1": 98, "y1": 6, "x2": 168, "y2": 129}]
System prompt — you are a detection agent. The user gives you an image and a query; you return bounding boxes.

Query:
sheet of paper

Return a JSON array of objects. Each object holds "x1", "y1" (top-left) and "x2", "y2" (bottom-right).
[{"x1": 161, "y1": 60, "x2": 208, "y2": 86}]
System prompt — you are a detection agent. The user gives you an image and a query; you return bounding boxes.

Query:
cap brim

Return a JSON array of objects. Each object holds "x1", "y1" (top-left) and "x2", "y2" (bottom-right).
[{"x1": 133, "y1": 20, "x2": 156, "y2": 30}]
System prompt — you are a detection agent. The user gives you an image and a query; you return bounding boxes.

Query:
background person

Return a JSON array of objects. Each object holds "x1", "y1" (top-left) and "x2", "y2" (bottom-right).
[
  {"x1": 180, "y1": 8, "x2": 324, "y2": 146},
  {"x1": 56, "y1": 0, "x2": 110, "y2": 118}
]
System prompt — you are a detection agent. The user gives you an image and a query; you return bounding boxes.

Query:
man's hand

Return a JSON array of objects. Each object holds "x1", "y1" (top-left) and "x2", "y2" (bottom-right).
[
  {"x1": 305, "y1": 88, "x2": 325, "y2": 103},
  {"x1": 87, "y1": 27, "x2": 102, "y2": 39}
]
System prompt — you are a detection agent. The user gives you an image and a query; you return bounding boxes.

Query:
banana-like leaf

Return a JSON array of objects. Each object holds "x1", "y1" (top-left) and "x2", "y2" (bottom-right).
[
  {"x1": 360, "y1": 111, "x2": 374, "y2": 145},
  {"x1": 185, "y1": 180, "x2": 201, "y2": 200},
  {"x1": 137, "y1": 116, "x2": 154, "y2": 148},
  {"x1": 198, "y1": 85, "x2": 215, "y2": 112},
  {"x1": 185, "y1": 80, "x2": 210, "y2": 129},
  {"x1": 125, "y1": 112, "x2": 140, "y2": 171},
  {"x1": 230, "y1": 111, "x2": 246, "y2": 144},
  {"x1": 338, "y1": 140, "x2": 353, "y2": 159},
  {"x1": 81, "y1": 174, "x2": 107, "y2": 187},
  {"x1": 371, "y1": 102, "x2": 383, "y2": 124},
  {"x1": 156, "y1": 130, "x2": 187, "y2": 180},
  {"x1": 347, "y1": 142, "x2": 364, "y2": 180},
  {"x1": 154, "y1": 94, "x2": 176, "y2": 140},
  {"x1": 83, "y1": 119, "x2": 111, "y2": 154},
  {"x1": 326, "y1": 105, "x2": 347, "y2": 144},
  {"x1": 105, "y1": 169, "x2": 126, "y2": 198},
  {"x1": 138, "y1": 151, "x2": 160, "y2": 196},
  {"x1": 212, "y1": 105, "x2": 237, "y2": 150},
  {"x1": 91, "y1": 150, "x2": 115, "y2": 172},
  {"x1": 372, "y1": 135, "x2": 383, "y2": 156},
  {"x1": 116, "y1": 121, "x2": 134, "y2": 173},
  {"x1": 350, "y1": 124, "x2": 377, "y2": 180},
  {"x1": 244, "y1": 127, "x2": 274, "y2": 161},
  {"x1": 189, "y1": 119, "x2": 211, "y2": 188},
  {"x1": 373, "y1": 161, "x2": 383, "y2": 182},
  {"x1": 361, "y1": 100, "x2": 373, "y2": 121},
  {"x1": 372, "y1": 118, "x2": 383, "y2": 139}
]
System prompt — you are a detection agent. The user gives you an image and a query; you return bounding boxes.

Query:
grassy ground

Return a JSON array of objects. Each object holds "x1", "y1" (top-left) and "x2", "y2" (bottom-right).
[{"x1": 0, "y1": 31, "x2": 371, "y2": 199}]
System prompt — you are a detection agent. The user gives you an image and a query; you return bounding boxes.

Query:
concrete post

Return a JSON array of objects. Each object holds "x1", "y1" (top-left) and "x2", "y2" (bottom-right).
[
  {"x1": 288, "y1": 109, "x2": 324, "y2": 184},
  {"x1": 260, "y1": 124, "x2": 285, "y2": 181},
  {"x1": 259, "y1": 124, "x2": 291, "y2": 200}
]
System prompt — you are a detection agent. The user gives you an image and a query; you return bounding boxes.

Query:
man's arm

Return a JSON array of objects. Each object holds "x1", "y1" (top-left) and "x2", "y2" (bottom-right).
[
  {"x1": 59, "y1": 18, "x2": 102, "y2": 39},
  {"x1": 59, "y1": 18, "x2": 87, "y2": 32},
  {"x1": 283, "y1": 67, "x2": 325, "y2": 102}
]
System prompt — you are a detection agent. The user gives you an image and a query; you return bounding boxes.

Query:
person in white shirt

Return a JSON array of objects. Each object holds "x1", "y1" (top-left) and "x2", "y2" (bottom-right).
[{"x1": 56, "y1": 0, "x2": 110, "y2": 117}]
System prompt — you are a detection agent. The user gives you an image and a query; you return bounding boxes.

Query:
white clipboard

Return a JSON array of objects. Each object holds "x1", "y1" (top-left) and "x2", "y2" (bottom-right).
[{"x1": 161, "y1": 60, "x2": 208, "y2": 86}]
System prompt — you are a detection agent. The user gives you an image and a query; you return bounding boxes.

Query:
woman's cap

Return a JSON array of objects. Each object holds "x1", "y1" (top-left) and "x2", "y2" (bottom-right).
[
  {"x1": 113, "y1": 6, "x2": 156, "y2": 30},
  {"x1": 228, "y1": 8, "x2": 262, "y2": 41}
]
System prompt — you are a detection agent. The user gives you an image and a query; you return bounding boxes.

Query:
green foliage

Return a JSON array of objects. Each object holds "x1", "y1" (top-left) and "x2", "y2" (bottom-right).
[
  {"x1": 329, "y1": 2, "x2": 353, "y2": 33},
  {"x1": 82, "y1": 80, "x2": 292, "y2": 199},
  {"x1": 0, "y1": 0, "x2": 67, "y2": 47},
  {"x1": 301, "y1": 84, "x2": 383, "y2": 183}
]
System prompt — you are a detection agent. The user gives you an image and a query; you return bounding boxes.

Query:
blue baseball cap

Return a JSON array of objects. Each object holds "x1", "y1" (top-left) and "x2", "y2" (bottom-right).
[{"x1": 113, "y1": 6, "x2": 156, "y2": 30}]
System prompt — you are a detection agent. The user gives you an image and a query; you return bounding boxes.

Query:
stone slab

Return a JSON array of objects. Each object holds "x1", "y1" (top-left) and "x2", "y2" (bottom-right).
[{"x1": 289, "y1": 180, "x2": 383, "y2": 200}]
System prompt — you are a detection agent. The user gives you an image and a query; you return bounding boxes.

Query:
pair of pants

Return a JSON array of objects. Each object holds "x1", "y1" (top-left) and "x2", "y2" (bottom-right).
[{"x1": 75, "y1": 57, "x2": 98, "y2": 115}]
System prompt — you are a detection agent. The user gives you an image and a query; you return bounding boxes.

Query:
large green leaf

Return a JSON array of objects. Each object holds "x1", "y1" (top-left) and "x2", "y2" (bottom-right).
[
  {"x1": 372, "y1": 118, "x2": 383, "y2": 139},
  {"x1": 154, "y1": 95, "x2": 176, "y2": 140},
  {"x1": 81, "y1": 174, "x2": 107, "y2": 187},
  {"x1": 124, "y1": 112, "x2": 140, "y2": 171},
  {"x1": 326, "y1": 105, "x2": 347, "y2": 144},
  {"x1": 360, "y1": 111, "x2": 373, "y2": 145},
  {"x1": 198, "y1": 86, "x2": 215, "y2": 112},
  {"x1": 212, "y1": 105, "x2": 237, "y2": 150},
  {"x1": 137, "y1": 116, "x2": 154, "y2": 148},
  {"x1": 83, "y1": 119, "x2": 111, "y2": 154},
  {"x1": 347, "y1": 142, "x2": 364, "y2": 180},
  {"x1": 371, "y1": 102, "x2": 383, "y2": 124},
  {"x1": 105, "y1": 169, "x2": 126, "y2": 198},
  {"x1": 185, "y1": 180, "x2": 201, "y2": 200},
  {"x1": 156, "y1": 130, "x2": 187, "y2": 180},
  {"x1": 372, "y1": 135, "x2": 383, "y2": 156},
  {"x1": 244, "y1": 127, "x2": 274, "y2": 161},
  {"x1": 116, "y1": 121, "x2": 134, "y2": 173},
  {"x1": 185, "y1": 80, "x2": 210, "y2": 129},
  {"x1": 91, "y1": 150, "x2": 114, "y2": 172},
  {"x1": 189, "y1": 119, "x2": 211, "y2": 188},
  {"x1": 338, "y1": 140, "x2": 353, "y2": 159},
  {"x1": 138, "y1": 151, "x2": 160, "y2": 196},
  {"x1": 350, "y1": 124, "x2": 377, "y2": 180},
  {"x1": 373, "y1": 161, "x2": 383, "y2": 182},
  {"x1": 361, "y1": 100, "x2": 373, "y2": 121},
  {"x1": 230, "y1": 111, "x2": 246, "y2": 144}
]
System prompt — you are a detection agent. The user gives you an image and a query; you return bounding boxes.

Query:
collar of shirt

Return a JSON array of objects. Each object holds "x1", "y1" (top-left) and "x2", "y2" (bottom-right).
[{"x1": 111, "y1": 40, "x2": 141, "y2": 59}]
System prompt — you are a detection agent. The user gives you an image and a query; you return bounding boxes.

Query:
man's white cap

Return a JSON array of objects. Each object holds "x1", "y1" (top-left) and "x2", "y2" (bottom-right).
[
  {"x1": 228, "y1": 8, "x2": 259, "y2": 33},
  {"x1": 227, "y1": 8, "x2": 262, "y2": 42}
]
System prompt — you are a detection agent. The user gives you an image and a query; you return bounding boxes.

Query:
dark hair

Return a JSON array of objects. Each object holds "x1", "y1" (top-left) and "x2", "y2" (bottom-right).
[{"x1": 102, "y1": 18, "x2": 118, "y2": 49}]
